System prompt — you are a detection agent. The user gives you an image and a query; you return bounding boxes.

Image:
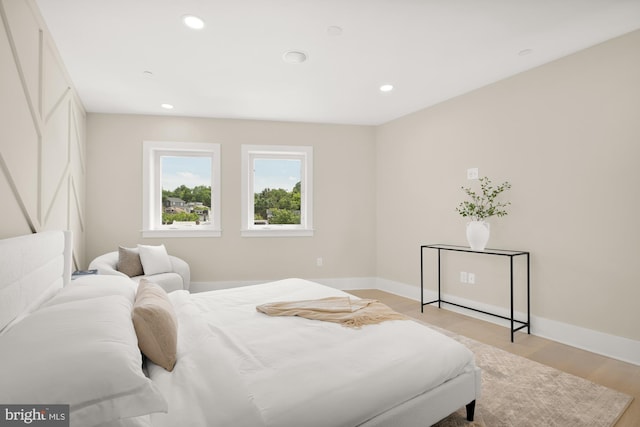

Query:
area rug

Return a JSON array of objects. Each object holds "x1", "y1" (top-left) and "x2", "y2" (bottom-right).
[{"x1": 425, "y1": 326, "x2": 633, "y2": 427}]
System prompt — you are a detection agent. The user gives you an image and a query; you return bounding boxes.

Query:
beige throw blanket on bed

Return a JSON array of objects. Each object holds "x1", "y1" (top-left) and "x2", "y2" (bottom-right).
[{"x1": 256, "y1": 297, "x2": 408, "y2": 328}]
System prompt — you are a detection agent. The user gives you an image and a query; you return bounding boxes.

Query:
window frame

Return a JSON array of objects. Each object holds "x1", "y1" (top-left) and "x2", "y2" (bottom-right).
[
  {"x1": 241, "y1": 144, "x2": 313, "y2": 237},
  {"x1": 142, "y1": 141, "x2": 221, "y2": 238}
]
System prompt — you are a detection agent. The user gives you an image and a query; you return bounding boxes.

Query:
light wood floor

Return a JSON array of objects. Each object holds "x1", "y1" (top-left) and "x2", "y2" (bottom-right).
[{"x1": 347, "y1": 289, "x2": 639, "y2": 427}]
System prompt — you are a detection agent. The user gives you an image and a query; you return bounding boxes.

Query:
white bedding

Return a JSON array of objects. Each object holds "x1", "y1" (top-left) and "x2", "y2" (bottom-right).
[
  {"x1": 148, "y1": 278, "x2": 475, "y2": 427},
  {"x1": 0, "y1": 231, "x2": 478, "y2": 426}
]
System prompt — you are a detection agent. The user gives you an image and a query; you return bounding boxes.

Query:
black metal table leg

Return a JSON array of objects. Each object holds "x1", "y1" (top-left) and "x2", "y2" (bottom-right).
[
  {"x1": 527, "y1": 253, "x2": 531, "y2": 335},
  {"x1": 510, "y1": 256, "x2": 514, "y2": 342},
  {"x1": 437, "y1": 249, "x2": 441, "y2": 308},
  {"x1": 420, "y1": 246, "x2": 424, "y2": 313}
]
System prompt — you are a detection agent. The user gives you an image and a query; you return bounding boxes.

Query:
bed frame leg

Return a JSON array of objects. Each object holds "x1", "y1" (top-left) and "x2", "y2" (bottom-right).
[{"x1": 465, "y1": 400, "x2": 476, "y2": 421}]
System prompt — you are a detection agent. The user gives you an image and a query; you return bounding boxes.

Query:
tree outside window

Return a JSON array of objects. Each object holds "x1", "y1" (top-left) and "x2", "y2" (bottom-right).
[{"x1": 241, "y1": 145, "x2": 313, "y2": 237}]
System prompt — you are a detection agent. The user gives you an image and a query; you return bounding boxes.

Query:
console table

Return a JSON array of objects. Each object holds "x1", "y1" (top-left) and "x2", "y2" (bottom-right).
[{"x1": 421, "y1": 244, "x2": 530, "y2": 342}]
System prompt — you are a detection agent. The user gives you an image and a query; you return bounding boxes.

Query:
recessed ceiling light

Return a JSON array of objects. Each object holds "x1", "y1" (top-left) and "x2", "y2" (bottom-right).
[
  {"x1": 518, "y1": 49, "x2": 533, "y2": 56},
  {"x1": 327, "y1": 26, "x2": 343, "y2": 36},
  {"x1": 182, "y1": 15, "x2": 205, "y2": 30},
  {"x1": 379, "y1": 84, "x2": 394, "y2": 92},
  {"x1": 282, "y1": 50, "x2": 308, "y2": 64},
  {"x1": 143, "y1": 70, "x2": 153, "y2": 77},
  {"x1": 161, "y1": 103, "x2": 174, "y2": 110}
]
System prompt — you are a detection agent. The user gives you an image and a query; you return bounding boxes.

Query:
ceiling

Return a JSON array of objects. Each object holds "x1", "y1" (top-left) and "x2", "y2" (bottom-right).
[{"x1": 35, "y1": 0, "x2": 640, "y2": 126}]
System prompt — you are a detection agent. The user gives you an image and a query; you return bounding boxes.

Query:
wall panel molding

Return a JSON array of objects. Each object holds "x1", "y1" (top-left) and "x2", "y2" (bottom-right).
[
  {"x1": 0, "y1": 0, "x2": 42, "y2": 136},
  {"x1": 0, "y1": 153, "x2": 37, "y2": 233},
  {"x1": 0, "y1": 0, "x2": 86, "y2": 265}
]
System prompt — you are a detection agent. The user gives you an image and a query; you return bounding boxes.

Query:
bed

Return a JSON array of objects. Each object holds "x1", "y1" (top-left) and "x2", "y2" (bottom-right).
[{"x1": 0, "y1": 231, "x2": 481, "y2": 427}]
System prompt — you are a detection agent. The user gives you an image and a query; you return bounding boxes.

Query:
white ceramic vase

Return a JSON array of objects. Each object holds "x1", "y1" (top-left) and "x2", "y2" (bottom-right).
[{"x1": 466, "y1": 221, "x2": 490, "y2": 251}]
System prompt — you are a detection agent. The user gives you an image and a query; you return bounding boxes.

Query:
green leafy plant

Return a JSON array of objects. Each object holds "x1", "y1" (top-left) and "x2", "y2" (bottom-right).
[
  {"x1": 162, "y1": 212, "x2": 200, "y2": 224},
  {"x1": 456, "y1": 176, "x2": 511, "y2": 221}
]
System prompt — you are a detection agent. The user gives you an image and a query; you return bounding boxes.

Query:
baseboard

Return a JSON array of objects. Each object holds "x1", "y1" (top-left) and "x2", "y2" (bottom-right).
[
  {"x1": 189, "y1": 276, "x2": 640, "y2": 366},
  {"x1": 375, "y1": 277, "x2": 640, "y2": 366},
  {"x1": 189, "y1": 277, "x2": 378, "y2": 293},
  {"x1": 190, "y1": 280, "x2": 266, "y2": 293},
  {"x1": 531, "y1": 317, "x2": 640, "y2": 367},
  {"x1": 311, "y1": 277, "x2": 378, "y2": 290}
]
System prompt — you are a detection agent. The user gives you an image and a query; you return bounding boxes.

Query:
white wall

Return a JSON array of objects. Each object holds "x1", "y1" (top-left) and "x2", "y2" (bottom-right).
[
  {"x1": 86, "y1": 114, "x2": 377, "y2": 283},
  {"x1": 375, "y1": 30, "x2": 640, "y2": 344},
  {"x1": 0, "y1": 0, "x2": 86, "y2": 267}
]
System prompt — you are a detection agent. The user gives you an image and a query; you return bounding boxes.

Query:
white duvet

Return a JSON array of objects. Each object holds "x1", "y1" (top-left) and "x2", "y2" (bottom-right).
[{"x1": 148, "y1": 279, "x2": 474, "y2": 427}]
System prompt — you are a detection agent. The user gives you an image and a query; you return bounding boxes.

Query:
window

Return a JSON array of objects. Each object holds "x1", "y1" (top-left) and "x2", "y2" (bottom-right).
[
  {"x1": 241, "y1": 145, "x2": 313, "y2": 237},
  {"x1": 143, "y1": 141, "x2": 221, "y2": 237}
]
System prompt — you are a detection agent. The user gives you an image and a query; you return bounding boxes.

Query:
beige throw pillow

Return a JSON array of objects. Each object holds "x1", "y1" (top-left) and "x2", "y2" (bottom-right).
[
  {"x1": 132, "y1": 279, "x2": 178, "y2": 371},
  {"x1": 117, "y1": 246, "x2": 144, "y2": 277}
]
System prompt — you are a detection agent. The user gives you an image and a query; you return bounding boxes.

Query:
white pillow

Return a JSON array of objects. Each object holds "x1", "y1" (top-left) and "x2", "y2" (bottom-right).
[
  {"x1": 0, "y1": 295, "x2": 167, "y2": 427},
  {"x1": 42, "y1": 276, "x2": 137, "y2": 308},
  {"x1": 137, "y1": 244, "x2": 172, "y2": 276}
]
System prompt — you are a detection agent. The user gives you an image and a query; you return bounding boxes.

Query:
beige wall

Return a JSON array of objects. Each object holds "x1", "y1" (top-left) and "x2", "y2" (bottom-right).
[
  {"x1": 86, "y1": 114, "x2": 377, "y2": 283},
  {"x1": 3, "y1": 0, "x2": 637, "y2": 349},
  {"x1": 0, "y1": 0, "x2": 86, "y2": 267},
  {"x1": 376, "y1": 30, "x2": 640, "y2": 341}
]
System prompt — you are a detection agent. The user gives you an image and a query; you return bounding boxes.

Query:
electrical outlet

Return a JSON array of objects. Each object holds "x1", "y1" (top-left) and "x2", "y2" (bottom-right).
[
  {"x1": 467, "y1": 168, "x2": 479, "y2": 180},
  {"x1": 467, "y1": 273, "x2": 476, "y2": 284},
  {"x1": 460, "y1": 271, "x2": 468, "y2": 283},
  {"x1": 316, "y1": 257, "x2": 323, "y2": 267}
]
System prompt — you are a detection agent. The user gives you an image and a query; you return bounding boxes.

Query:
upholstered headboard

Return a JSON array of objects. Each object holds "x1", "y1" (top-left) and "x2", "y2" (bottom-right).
[{"x1": 0, "y1": 230, "x2": 72, "y2": 333}]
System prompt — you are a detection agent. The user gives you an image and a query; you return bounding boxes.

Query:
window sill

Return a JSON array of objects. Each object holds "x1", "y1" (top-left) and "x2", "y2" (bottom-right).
[
  {"x1": 142, "y1": 229, "x2": 222, "y2": 238},
  {"x1": 241, "y1": 228, "x2": 314, "y2": 238}
]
